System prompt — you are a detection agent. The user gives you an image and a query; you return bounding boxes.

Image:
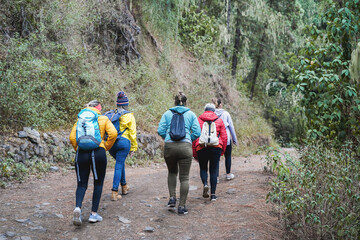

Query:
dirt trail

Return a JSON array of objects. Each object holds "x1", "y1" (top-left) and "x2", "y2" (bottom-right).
[{"x1": 0, "y1": 150, "x2": 292, "y2": 240}]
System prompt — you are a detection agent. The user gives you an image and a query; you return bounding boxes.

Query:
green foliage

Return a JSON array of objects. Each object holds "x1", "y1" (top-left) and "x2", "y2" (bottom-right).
[
  {"x1": 0, "y1": 157, "x2": 50, "y2": 185},
  {"x1": 295, "y1": 0, "x2": 360, "y2": 141},
  {"x1": 178, "y1": 5, "x2": 218, "y2": 57},
  {"x1": 0, "y1": 33, "x2": 94, "y2": 129},
  {"x1": 141, "y1": 0, "x2": 195, "y2": 38},
  {"x1": 267, "y1": 143, "x2": 360, "y2": 239},
  {"x1": 264, "y1": 93, "x2": 305, "y2": 145}
]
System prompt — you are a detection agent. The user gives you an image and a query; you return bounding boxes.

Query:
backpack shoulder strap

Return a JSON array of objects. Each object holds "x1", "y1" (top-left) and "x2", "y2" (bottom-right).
[
  {"x1": 170, "y1": 109, "x2": 184, "y2": 115},
  {"x1": 117, "y1": 110, "x2": 131, "y2": 136},
  {"x1": 119, "y1": 110, "x2": 131, "y2": 117},
  {"x1": 206, "y1": 117, "x2": 219, "y2": 124}
]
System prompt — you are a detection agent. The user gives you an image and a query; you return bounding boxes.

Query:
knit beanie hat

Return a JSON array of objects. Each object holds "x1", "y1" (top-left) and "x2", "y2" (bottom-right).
[{"x1": 116, "y1": 91, "x2": 129, "y2": 106}]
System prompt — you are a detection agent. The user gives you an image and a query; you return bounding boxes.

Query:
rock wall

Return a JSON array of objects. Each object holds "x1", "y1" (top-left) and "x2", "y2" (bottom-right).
[{"x1": 0, "y1": 127, "x2": 163, "y2": 164}]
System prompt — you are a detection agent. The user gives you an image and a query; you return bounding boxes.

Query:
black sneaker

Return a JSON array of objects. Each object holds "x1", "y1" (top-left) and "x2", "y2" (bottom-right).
[
  {"x1": 167, "y1": 197, "x2": 176, "y2": 207},
  {"x1": 178, "y1": 206, "x2": 188, "y2": 215},
  {"x1": 211, "y1": 194, "x2": 217, "y2": 201}
]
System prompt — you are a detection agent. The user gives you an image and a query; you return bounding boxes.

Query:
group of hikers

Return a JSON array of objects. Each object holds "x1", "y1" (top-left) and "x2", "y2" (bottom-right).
[{"x1": 69, "y1": 91, "x2": 237, "y2": 226}]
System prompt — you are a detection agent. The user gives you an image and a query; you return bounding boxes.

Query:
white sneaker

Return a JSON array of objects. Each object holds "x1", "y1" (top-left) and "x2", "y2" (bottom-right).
[
  {"x1": 89, "y1": 213, "x2": 103, "y2": 223},
  {"x1": 226, "y1": 173, "x2": 235, "y2": 181},
  {"x1": 202, "y1": 185, "x2": 209, "y2": 198},
  {"x1": 73, "y1": 207, "x2": 82, "y2": 226},
  {"x1": 217, "y1": 177, "x2": 219, "y2": 184}
]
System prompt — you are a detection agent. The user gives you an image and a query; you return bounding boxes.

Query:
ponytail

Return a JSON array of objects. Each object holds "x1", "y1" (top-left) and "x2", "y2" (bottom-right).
[
  {"x1": 174, "y1": 92, "x2": 187, "y2": 106},
  {"x1": 211, "y1": 98, "x2": 221, "y2": 108}
]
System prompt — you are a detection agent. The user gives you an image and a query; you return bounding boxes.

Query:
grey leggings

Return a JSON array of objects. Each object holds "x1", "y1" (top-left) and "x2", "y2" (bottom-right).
[{"x1": 164, "y1": 142, "x2": 193, "y2": 206}]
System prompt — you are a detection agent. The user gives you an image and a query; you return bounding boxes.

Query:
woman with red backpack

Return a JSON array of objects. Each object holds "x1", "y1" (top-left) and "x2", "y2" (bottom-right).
[{"x1": 192, "y1": 103, "x2": 227, "y2": 201}]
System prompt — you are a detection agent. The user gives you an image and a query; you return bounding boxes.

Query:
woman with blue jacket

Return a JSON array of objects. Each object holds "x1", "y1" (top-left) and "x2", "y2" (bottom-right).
[{"x1": 158, "y1": 92, "x2": 201, "y2": 215}]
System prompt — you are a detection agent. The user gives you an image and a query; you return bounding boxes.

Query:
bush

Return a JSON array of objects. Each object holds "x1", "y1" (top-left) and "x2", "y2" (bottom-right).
[
  {"x1": 0, "y1": 33, "x2": 94, "y2": 129},
  {"x1": 0, "y1": 157, "x2": 50, "y2": 186},
  {"x1": 179, "y1": 5, "x2": 218, "y2": 57},
  {"x1": 267, "y1": 143, "x2": 360, "y2": 239}
]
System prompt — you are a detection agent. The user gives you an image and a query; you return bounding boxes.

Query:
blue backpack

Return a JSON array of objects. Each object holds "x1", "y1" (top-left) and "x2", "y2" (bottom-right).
[
  {"x1": 169, "y1": 110, "x2": 186, "y2": 141},
  {"x1": 76, "y1": 108, "x2": 102, "y2": 150},
  {"x1": 104, "y1": 109, "x2": 130, "y2": 139}
]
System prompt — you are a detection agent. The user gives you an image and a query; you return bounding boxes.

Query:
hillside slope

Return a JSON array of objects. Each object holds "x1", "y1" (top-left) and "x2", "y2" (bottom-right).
[{"x1": 0, "y1": 0, "x2": 273, "y2": 154}]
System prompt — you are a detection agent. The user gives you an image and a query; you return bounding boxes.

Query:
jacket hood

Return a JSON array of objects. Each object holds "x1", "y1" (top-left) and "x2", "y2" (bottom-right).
[
  {"x1": 104, "y1": 109, "x2": 130, "y2": 121},
  {"x1": 169, "y1": 106, "x2": 190, "y2": 114},
  {"x1": 199, "y1": 111, "x2": 219, "y2": 121},
  {"x1": 215, "y1": 109, "x2": 225, "y2": 117},
  {"x1": 86, "y1": 107, "x2": 101, "y2": 115}
]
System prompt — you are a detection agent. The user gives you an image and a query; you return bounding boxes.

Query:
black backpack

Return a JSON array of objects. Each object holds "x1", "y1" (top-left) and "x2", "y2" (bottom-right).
[{"x1": 169, "y1": 110, "x2": 186, "y2": 141}]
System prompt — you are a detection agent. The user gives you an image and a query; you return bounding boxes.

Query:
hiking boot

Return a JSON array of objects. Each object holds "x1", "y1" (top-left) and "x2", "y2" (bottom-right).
[
  {"x1": 73, "y1": 207, "x2": 82, "y2": 226},
  {"x1": 88, "y1": 213, "x2": 103, "y2": 223},
  {"x1": 167, "y1": 197, "x2": 176, "y2": 207},
  {"x1": 226, "y1": 173, "x2": 235, "y2": 181},
  {"x1": 211, "y1": 194, "x2": 217, "y2": 201},
  {"x1": 111, "y1": 190, "x2": 122, "y2": 201},
  {"x1": 178, "y1": 206, "x2": 188, "y2": 215},
  {"x1": 121, "y1": 184, "x2": 130, "y2": 195},
  {"x1": 202, "y1": 185, "x2": 209, "y2": 198}
]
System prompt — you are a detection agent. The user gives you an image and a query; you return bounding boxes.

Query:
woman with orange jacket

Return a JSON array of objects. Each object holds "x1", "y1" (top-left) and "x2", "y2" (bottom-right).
[
  {"x1": 192, "y1": 103, "x2": 227, "y2": 201},
  {"x1": 69, "y1": 100, "x2": 117, "y2": 226}
]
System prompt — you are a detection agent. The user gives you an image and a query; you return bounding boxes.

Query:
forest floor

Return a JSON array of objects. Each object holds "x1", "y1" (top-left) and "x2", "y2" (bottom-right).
[{"x1": 0, "y1": 149, "x2": 295, "y2": 240}]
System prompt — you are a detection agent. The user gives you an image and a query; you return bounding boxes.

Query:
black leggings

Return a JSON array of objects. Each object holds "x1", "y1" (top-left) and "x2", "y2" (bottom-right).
[
  {"x1": 75, "y1": 147, "x2": 107, "y2": 212},
  {"x1": 224, "y1": 143, "x2": 232, "y2": 174},
  {"x1": 197, "y1": 147, "x2": 221, "y2": 194}
]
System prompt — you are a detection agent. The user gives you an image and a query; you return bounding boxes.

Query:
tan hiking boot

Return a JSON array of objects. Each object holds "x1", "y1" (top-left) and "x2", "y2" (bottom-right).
[
  {"x1": 121, "y1": 184, "x2": 130, "y2": 195},
  {"x1": 111, "y1": 190, "x2": 122, "y2": 201}
]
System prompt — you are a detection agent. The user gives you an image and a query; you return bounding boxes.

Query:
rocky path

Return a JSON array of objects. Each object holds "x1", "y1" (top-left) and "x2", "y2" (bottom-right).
[{"x1": 0, "y1": 151, "x2": 288, "y2": 240}]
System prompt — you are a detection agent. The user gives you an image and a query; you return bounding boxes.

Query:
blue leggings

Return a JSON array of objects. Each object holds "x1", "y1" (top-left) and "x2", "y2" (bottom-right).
[{"x1": 109, "y1": 138, "x2": 130, "y2": 191}]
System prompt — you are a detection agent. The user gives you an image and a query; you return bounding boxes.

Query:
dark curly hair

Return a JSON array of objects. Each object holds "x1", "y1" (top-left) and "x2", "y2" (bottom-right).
[{"x1": 174, "y1": 92, "x2": 187, "y2": 106}]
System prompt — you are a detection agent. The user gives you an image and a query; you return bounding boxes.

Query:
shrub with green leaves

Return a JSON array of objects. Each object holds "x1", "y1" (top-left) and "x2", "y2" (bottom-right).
[
  {"x1": 295, "y1": 0, "x2": 360, "y2": 141},
  {"x1": 0, "y1": 33, "x2": 93, "y2": 129},
  {"x1": 267, "y1": 143, "x2": 360, "y2": 239},
  {"x1": 179, "y1": 5, "x2": 218, "y2": 57},
  {"x1": 0, "y1": 157, "x2": 50, "y2": 186}
]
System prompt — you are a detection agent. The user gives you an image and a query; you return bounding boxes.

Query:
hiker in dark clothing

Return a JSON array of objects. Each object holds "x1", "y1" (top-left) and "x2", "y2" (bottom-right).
[
  {"x1": 192, "y1": 103, "x2": 227, "y2": 201},
  {"x1": 157, "y1": 92, "x2": 201, "y2": 215},
  {"x1": 69, "y1": 100, "x2": 117, "y2": 226}
]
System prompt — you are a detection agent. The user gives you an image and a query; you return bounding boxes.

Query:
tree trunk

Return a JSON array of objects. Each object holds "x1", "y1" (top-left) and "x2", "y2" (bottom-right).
[
  {"x1": 223, "y1": 0, "x2": 232, "y2": 58},
  {"x1": 227, "y1": 0, "x2": 231, "y2": 30},
  {"x1": 249, "y1": 56, "x2": 261, "y2": 100},
  {"x1": 231, "y1": 12, "x2": 241, "y2": 78},
  {"x1": 249, "y1": 32, "x2": 266, "y2": 100}
]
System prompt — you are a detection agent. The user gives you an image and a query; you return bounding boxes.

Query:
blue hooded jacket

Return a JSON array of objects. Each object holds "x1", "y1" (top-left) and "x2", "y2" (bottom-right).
[{"x1": 158, "y1": 106, "x2": 201, "y2": 143}]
